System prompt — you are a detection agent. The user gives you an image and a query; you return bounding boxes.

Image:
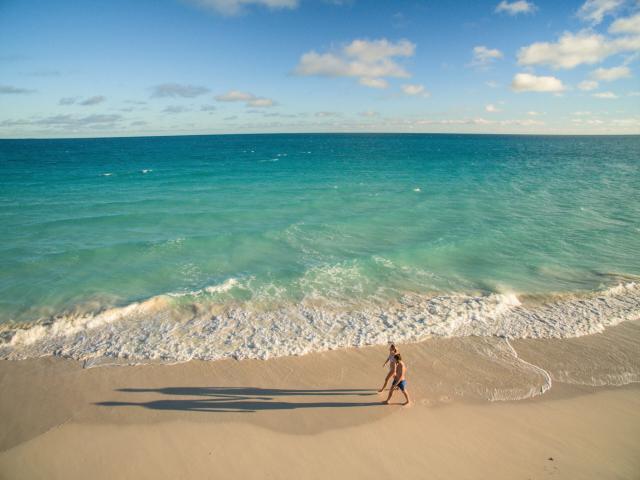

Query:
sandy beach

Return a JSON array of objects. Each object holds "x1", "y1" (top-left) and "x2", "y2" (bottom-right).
[
  {"x1": 3, "y1": 0, "x2": 640, "y2": 478},
  {"x1": 1, "y1": 320, "x2": 639, "y2": 480}
]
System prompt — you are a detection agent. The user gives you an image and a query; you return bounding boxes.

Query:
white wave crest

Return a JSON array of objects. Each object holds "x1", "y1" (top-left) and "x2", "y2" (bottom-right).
[
  {"x1": 204, "y1": 278, "x2": 239, "y2": 294},
  {"x1": 168, "y1": 277, "x2": 241, "y2": 298},
  {"x1": 1, "y1": 283, "x2": 638, "y2": 369}
]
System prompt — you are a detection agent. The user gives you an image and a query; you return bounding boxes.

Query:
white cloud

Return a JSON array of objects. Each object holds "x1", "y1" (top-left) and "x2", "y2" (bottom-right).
[
  {"x1": 610, "y1": 13, "x2": 640, "y2": 34},
  {"x1": 577, "y1": 0, "x2": 624, "y2": 24},
  {"x1": 471, "y1": 46, "x2": 503, "y2": 66},
  {"x1": 247, "y1": 97, "x2": 275, "y2": 107},
  {"x1": 485, "y1": 104, "x2": 501, "y2": 112},
  {"x1": 415, "y1": 118, "x2": 489, "y2": 126},
  {"x1": 185, "y1": 0, "x2": 298, "y2": 16},
  {"x1": 610, "y1": 117, "x2": 640, "y2": 127},
  {"x1": 508, "y1": 118, "x2": 545, "y2": 126},
  {"x1": 517, "y1": 31, "x2": 640, "y2": 69},
  {"x1": 511, "y1": 73, "x2": 565, "y2": 92},
  {"x1": 572, "y1": 111, "x2": 592, "y2": 115},
  {"x1": 414, "y1": 117, "x2": 544, "y2": 127},
  {"x1": 578, "y1": 80, "x2": 599, "y2": 90},
  {"x1": 495, "y1": 1, "x2": 536, "y2": 15},
  {"x1": 591, "y1": 65, "x2": 631, "y2": 81},
  {"x1": 359, "y1": 77, "x2": 388, "y2": 88},
  {"x1": 215, "y1": 90, "x2": 276, "y2": 107},
  {"x1": 592, "y1": 91, "x2": 618, "y2": 98},
  {"x1": 1, "y1": 114, "x2": 123, "y2": 128},
  {"x1": 572, "y1": 118, "x2": 605, "y2": 125},
  {"x1": 401, "y1": 83, "x2": 429, "y2": 96},
  {"x1": 215, "y1": 90, "x2": 254, "y2": 102},
  {"x1": 344, "y1": 39, "x2": 414, "y2": 62},
  {"x1": 296, "y1": 50, "x2": 409, "y2": 78},
  {"x1": 295, "y1": 38, "x2": 415, "y2": 89},
  {"x1": 629, "y1": 91, "x2": 640, "y2": 96},
  {"x1": 485, "y1": 80, "x2": 500, "y2": 88},
  {"x1": 359, "y1": 110, "x2": 379, "y2": 117},
  {"x1": 527, "y1": 111, "x2": 543, "y2": 115}
]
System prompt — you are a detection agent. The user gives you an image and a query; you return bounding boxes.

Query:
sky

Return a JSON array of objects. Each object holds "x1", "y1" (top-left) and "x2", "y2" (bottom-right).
[{"x1": 0, "y1": 0, "x2": 639, "y2": 138}]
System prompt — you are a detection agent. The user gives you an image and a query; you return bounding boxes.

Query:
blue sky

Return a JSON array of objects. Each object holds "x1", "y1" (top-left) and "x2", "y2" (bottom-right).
[{"x1": 0, "y1": 0, "x2": 639, "y2": 137}]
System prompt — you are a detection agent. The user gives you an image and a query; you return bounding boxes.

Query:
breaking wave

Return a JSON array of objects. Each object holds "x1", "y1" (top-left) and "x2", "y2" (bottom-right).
[{"x1": 1, "y1": 281, "x2": 638, "y2": 369}]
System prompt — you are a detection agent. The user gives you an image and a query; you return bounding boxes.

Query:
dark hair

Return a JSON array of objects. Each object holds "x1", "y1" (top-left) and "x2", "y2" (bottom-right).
[
  {"x1": 394, "y1": 353, "x2": 402, "y2": 361},
  {"x1": 390, "y1": 344, "x2": 397, "y2": 352}
]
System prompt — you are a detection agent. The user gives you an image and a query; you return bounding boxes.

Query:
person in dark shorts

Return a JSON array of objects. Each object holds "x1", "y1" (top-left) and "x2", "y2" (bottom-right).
[{"x1": 384, "y1": 353, "x2": 411, "y2": 406}]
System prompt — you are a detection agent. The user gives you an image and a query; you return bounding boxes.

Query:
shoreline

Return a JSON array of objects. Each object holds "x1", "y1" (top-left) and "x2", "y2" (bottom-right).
[
  {"x1": 1, "y1": 321, "x2": 639, "y2": 479},
  {"x1": 3, "y1": 281, "x2": 639, "y2": 365}
]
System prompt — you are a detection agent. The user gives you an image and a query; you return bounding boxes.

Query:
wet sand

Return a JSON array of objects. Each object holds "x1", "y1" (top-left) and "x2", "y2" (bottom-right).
[{"x1": 0, "y1": 321, "x2": 639, "y2": 479}]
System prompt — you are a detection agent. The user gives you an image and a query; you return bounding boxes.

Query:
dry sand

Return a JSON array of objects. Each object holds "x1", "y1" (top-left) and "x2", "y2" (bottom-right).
[{"x1": 0, "y1": 322, "x2": 639, "y2": 479}]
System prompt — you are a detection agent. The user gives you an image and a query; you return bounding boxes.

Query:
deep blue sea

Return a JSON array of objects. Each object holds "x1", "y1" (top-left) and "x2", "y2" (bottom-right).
[{"x1": 1, "y1": 134, "x2": 639, "y2": 363}]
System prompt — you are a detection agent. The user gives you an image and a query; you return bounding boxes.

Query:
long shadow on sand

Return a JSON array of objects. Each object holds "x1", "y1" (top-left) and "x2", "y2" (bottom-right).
[{"x1": 96, "y1": 387, "x2": 381, "y2": 413}]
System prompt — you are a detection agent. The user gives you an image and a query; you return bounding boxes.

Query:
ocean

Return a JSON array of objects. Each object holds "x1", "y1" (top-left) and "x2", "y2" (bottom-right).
[{"x1": 1, "y1": 133, "x2": 639, "y2": 365}]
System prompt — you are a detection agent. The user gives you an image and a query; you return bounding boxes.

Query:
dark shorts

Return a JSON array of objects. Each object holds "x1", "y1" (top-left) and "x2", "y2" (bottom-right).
[{"x1": 393, "y1": 380, "x2": 407, "y2": 391}]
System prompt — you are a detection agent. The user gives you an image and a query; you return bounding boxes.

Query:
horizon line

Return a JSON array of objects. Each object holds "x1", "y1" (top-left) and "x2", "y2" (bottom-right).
[{"x1": 1, "y1": 131, "x2": 639, "y2": 141}]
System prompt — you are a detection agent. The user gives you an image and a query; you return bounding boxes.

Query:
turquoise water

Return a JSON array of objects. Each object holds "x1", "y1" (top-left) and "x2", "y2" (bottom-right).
[{"x1": 1, "y1": 134, "x2": 639, "y2": 362}]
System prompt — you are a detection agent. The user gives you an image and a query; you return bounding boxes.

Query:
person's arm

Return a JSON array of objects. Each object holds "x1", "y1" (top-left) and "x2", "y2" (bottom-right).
[{"x1": 383, "y1": 356, "x2": 389, "y2": 367}]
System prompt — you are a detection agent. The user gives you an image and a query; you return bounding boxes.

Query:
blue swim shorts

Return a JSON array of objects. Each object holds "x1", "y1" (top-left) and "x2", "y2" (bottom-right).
[{"x1": 393, "y1": 380, "x2": 407, "y2": 391}]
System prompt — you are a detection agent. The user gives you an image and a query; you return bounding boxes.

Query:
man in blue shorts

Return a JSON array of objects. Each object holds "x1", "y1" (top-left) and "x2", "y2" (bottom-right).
[{"x1": 384, "y1": 353, "x2": 411, "y2": 406}]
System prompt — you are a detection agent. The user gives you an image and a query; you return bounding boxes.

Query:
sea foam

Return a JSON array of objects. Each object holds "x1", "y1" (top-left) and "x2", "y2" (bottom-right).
[{"x1": 1, "y1": 282, "x2": 638, "y2": 368}]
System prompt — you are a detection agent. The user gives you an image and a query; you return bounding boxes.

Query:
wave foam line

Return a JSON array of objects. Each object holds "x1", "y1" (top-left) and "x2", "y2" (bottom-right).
[
  {"x1": 0, "y1": 282, "x2": 638, "y2": 367},
  {"x1": 503, "y1": 337, "x2": 553, "y2": 397}
]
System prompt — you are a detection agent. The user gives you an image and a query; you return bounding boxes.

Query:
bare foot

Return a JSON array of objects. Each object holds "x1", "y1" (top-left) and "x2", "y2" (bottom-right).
[
  {"x1": 402, "y1": 401, "x2": 412, "y2": 408},
  {"x1": 383, "y1": 400, "x2": 390, "y2": 405},
  {"x1": 377, "y1": 389, "x2": 384, "y2": 393}
]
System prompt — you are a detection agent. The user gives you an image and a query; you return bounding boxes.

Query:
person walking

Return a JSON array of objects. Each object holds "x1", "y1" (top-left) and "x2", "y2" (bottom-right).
[
  {"x1": 384, "y1": 353, "x2": 411, "y2": 406},
  {"x1": 377, "y1": 344, "x2": 398, "y2": 392}
]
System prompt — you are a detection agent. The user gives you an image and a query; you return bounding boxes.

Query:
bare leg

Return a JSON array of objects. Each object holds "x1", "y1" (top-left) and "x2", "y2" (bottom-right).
[
  {"x1": 378, "y1": 370, "x2": 394, "y2": 393},
  {"x1": 401, "y1": 388, "x2": 411, "y2": 406},
  {"x1": 384, "y1": 385, "x2": 396, "y2": 404}
]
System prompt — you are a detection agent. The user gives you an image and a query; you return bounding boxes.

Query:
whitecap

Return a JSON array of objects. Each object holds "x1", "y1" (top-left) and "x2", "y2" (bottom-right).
[{"x1": 204, "y1": 278, "x2": 240, "y2": 294}]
